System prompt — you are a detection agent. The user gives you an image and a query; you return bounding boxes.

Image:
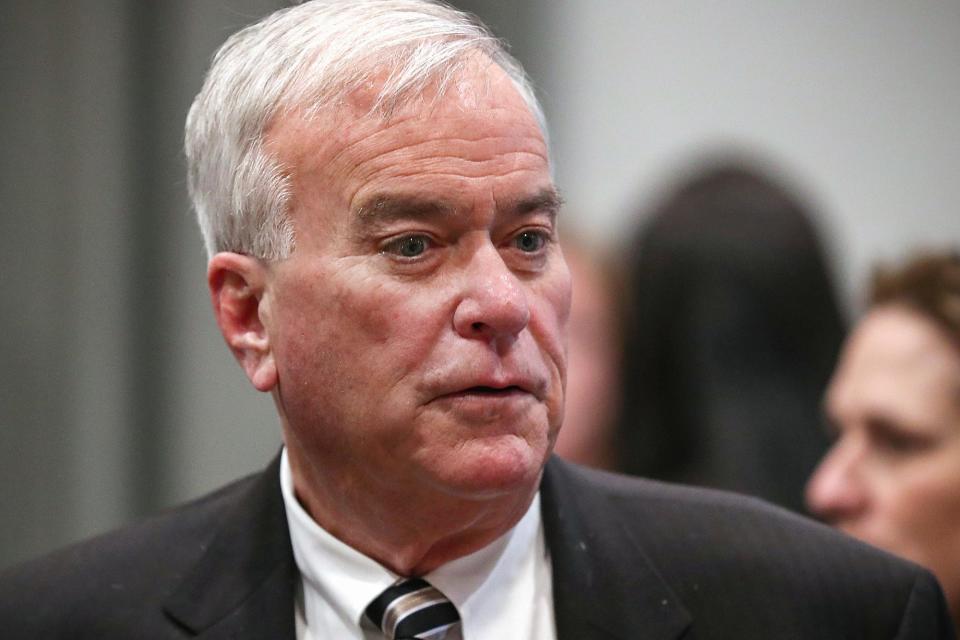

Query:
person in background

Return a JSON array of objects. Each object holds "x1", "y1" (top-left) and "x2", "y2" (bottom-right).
[
  {"x1": 807, "y1": 250, "x2": 960, "y2": 628},
  {"x1": 617, "y1": 164, "x2": 846, "y2": 512},
  {"x1": 552, "y1": 239, "x2": 621, "y2": 470}
]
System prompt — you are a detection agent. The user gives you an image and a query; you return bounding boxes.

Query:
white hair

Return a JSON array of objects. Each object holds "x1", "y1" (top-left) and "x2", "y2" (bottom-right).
[{"x1": 185, "y1": 0, "x2": 547, "y2": 261}]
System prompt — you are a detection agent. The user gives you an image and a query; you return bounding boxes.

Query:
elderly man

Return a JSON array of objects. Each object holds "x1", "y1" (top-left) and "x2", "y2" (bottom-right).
[{"x1": 0, "y1": 1, "x2": 954, "y2": 638}]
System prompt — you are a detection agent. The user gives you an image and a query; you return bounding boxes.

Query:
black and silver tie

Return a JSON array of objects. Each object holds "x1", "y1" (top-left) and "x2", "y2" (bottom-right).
[{"x1": 365, "y1": 578, "x2": 460, "y2": 640}]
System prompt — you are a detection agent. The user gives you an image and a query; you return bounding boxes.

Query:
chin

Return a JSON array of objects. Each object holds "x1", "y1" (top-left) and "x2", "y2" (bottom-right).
[{"x1": 423, "y1": 434, "x2": 548, "y2": 499}]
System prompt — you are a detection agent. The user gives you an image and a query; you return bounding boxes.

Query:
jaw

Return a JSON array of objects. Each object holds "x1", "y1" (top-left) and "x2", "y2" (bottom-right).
[{"x1": 285, "y1": 422, "x2": 544, "y2": 576}]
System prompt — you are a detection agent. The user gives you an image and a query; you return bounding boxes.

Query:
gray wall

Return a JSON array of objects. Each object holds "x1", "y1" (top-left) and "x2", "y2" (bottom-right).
[
  {"x1": 2, "y1": 1, "x2": 958, "y2": 567},
  {"x1": 538, "y1": 1, "x2": 960, "y2": 307},
  {"x1": 1, "y1": 0, "x2": 287, "y2": 567}
]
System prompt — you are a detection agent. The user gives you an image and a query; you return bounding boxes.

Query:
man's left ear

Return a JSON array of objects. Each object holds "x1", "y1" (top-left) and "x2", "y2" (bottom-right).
[{"x1": 207, "y1": 252, "x2": 278, "y2": 392}]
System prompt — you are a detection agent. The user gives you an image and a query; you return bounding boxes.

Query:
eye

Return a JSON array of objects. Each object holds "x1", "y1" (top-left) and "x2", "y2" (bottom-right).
[
  {"x1": 382, "y1": 234, "x2": 431, "y2": 258},
  {"x1": 867, "y1": 417, "x2": 936, "y2": 455},
  {"x1": 514, "y1": 230, "x2": 547, "y2": 253}
]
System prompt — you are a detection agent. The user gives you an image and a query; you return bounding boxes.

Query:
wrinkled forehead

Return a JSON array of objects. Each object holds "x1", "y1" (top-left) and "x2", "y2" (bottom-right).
[
  {"x1": 263, "y1": 57, "x2": 546, "y2": 184},
  {"x1": 364, "y1": 53, "x2": 508, "y2": 114},
  {"x1": 273, "y1": 53, "x2": 536, "y2": 136}
]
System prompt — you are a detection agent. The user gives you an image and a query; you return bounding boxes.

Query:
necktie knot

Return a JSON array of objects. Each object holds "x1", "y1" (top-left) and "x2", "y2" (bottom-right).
[{"x1": 365, "y1": 578, "x2": 460, "y2": 640}]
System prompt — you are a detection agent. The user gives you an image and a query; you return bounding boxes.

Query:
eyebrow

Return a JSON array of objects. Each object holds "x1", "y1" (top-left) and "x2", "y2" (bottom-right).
[
  {"x1": 353, "y1": 186, "x2": 564, "y2": 224},
  {"x1": 355, "y1": 195, "x2": 454, "y2": 223},
  {"x1": 510, "y1": 186, "x2": 564, "y2": 220}
]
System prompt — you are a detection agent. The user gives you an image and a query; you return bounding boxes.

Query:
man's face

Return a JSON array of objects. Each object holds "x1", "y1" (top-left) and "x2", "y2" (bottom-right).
[
  {"x1": 806, "y1": 305, "x2": 960, "y2": 609},
  {"x1": 260, "y1": 60, "x2": 570, "y2": 502}
]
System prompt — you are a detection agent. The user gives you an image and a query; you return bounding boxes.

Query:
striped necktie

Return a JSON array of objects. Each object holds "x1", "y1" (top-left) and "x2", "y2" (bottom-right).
[{"x1": 365, "y1": 578, "x2": 461, "y2": 640}]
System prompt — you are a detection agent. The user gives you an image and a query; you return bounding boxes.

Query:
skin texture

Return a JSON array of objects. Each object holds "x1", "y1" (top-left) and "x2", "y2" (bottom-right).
[
  {"x1": 806, "y1": 304, "x2": 960, "y2": 623},
  {"x1": 208, "y1": 57, "x2": 570, "y2": 576}
]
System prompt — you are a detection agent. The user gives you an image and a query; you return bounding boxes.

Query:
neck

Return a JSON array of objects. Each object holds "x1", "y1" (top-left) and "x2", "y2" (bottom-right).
[{"x1": 285, "y1": 445, "x2": 539, "y2": 576}]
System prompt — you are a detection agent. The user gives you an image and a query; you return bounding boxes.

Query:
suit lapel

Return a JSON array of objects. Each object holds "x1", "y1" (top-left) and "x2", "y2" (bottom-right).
[
  {"x1": 163, "y1": 454, "x2": 297, "y2": 639},
  {"x1": 541, "y1": 457, "x2": 692, "y2": 640},
  {"x1": 160, "y1": 453, "x2": 690, "y2": 639}
]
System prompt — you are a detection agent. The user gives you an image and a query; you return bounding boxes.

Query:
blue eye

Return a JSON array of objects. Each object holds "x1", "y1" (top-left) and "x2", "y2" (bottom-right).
[
  {"x1": 515, "y1": 230, "x2": 546, "y2": 253},
  {"x1": 384, "y1": 235, "x2": 430, "y2": 258}
]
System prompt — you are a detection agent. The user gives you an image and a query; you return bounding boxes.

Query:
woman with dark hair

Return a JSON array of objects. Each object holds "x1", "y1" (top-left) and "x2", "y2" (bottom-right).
[{"x1": 617, "y1": 164, "x2": 846, "y2": 513}]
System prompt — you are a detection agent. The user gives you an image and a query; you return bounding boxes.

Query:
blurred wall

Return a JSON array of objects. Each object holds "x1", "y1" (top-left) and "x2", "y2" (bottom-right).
[
  {"x1": 536, "y1": 1, "x2": 960, "y2": 307},
  {"x1": 0, "y1": 0, "x2": 287, "y2": 567},
  {"x1": 2, "y1": 1, "x2": 959, "y2": 568}
]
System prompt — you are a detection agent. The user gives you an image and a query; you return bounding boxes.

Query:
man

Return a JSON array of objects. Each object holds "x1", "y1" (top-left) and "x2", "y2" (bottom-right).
[{"x1": 0, "y1": 1, "x2": 953, "y2": 638}]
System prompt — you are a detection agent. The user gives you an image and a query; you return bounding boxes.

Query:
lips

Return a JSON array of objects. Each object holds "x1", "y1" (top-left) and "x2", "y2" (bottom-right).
[
  {"x1": 426, "y1": 384, "x2": 537, "y2": 421},
  {"x1": 427, "y1": 377, "x2": 541, "y2": 404},
  {"x1": 442, "y1": 385, "x2": 528, "y2": 398}
]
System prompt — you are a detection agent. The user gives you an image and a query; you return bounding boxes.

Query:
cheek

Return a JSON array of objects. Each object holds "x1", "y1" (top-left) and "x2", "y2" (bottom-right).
[
  {"x1": 527, "y1": 289, "x2": 570, "y2": 440},
  {"x1": 871, "y1": 452, "x2": 960, "y2": 557},
  {"x1": 531, "y1": 297, "x2": 566, "y2": 355},
  {"x1": 525, "y1": 300, "x2": 567, "y2": 428},
  {"x1": 897, "y1": 462, "x2": 960, "y2": 528},
  {"x1": 280, "y1": 270, "x2": 455, "y2": 397},
  {"x1": 530, "y1": 269, "x2": 572, "y2": 369},
  {"x1": 869, "y1": 461, "x2": 960, "y2": 616}
]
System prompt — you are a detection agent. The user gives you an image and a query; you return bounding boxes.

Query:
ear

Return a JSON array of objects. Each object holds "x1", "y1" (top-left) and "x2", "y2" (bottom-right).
[{"x1": 208, "y1": 252, "x2": 278, "y2": 392}]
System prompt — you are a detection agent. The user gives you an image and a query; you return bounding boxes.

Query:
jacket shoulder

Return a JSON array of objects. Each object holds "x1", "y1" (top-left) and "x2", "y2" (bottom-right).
[
  {"x1": 548, "y1": 456, "x2": 904, "y2": 566},
  {"x1": 0, "y1": 471, "x2": 260, "y2": 638},
  {"x1": 542, "y1": 457, "x2": 955, "y2": 639}
]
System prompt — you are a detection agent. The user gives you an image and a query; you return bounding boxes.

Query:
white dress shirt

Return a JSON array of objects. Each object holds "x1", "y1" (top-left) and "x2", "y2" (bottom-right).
[{"x1": 280, "y1": 448, "x2": 556, "y2": 640}]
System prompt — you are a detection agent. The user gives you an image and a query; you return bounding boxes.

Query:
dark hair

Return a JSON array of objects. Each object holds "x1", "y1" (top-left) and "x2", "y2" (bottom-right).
[
  {"x1": 616, "y1": 163, "x2": 846, "y2": 512},
  {"x1": 870, "y1": 251, "x2": 960, "y2": 352}
]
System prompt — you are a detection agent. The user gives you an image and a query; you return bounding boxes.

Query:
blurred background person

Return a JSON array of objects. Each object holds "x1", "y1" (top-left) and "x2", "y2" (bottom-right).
[
  {"x1": 615, "y1": 163, "x2": 846, "y2": 512},
  {"x1": 806, "y1": 250, "x2": 960, "y2": 627},
  {"x1": 552, "y1": 239, "x2": 621, "y2": 470}
]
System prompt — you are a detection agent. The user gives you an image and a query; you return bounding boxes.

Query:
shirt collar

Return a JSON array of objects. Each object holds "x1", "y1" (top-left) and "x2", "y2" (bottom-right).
[
  {"x1": 279, "y1": 447, "x2": 543, "y2": 630},
  {"x1": 281, "y1": 448, "x2": 394, "y2": 630},
  {"x1": 428, "y1": 492, "x2": 542, "y2": 622}
]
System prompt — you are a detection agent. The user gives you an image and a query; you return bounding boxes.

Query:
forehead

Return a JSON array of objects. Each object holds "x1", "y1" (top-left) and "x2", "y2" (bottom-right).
[
  {"x1": 828, "y1": 305, "x2": 960, "y2": 426},
  {"x1": 263, "y1": 58, "x2": 550, "y2": 235}
]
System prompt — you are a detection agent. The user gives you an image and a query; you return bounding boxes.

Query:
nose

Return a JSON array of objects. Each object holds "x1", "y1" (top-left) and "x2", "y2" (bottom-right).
[
  {"x1": 453, "y1": 244, "x2": 531, "y2": 348},
  {"x1": 805, "y1": 436, "x2": 869, "y2": 524}
]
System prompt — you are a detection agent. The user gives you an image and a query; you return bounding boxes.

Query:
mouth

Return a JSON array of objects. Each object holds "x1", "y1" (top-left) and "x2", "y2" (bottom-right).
[
  {"x1": 424, "y1": 379, "x2": 542, "y2": 423},
  {"x1": 441, "y1": 385, "x2": 528, "y2": 399},
  {"x1": 428, "y1": 384, "x2": 536, "y2": 421}
]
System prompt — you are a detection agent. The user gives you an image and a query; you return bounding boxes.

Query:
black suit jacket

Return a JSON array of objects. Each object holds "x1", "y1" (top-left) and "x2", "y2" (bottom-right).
[{"x1": 0, "y1": 455, "x2": 953, "y2": 639}]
